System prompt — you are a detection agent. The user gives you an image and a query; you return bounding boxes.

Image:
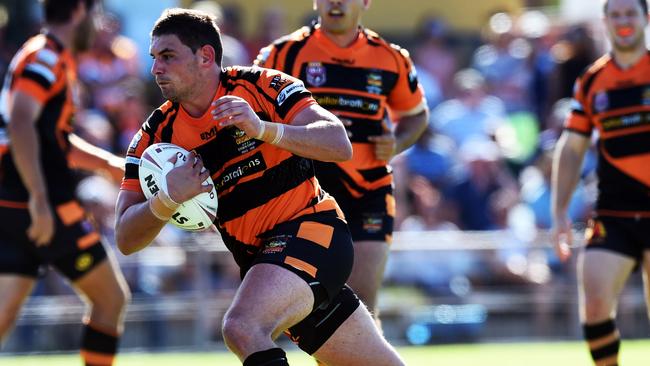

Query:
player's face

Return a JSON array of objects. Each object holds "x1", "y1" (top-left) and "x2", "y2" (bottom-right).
[
  {"x1": 315, "y1": 0, "x2": 368, "y2": 35},
  {"x1": 150, "y1": 34, "x2": 202, "y2": 103},
  {"x1": 604, "y1": 0, "x2": 648, "y2": 52}
]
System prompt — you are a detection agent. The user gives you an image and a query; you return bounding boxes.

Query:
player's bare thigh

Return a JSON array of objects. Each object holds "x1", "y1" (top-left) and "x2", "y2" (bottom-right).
[
  {"x1": 313, "y1": 303, "x2": 404, "y2": 366},
  {"x1": 224, "y1": 263, "x2": 314, "y2": 340},
  {"x1": 347, "y1": 239, "x2": 389, "y2": 311},
  {"x1": 578, "y1": 249, "x2": 635, "y2": 322},
  {"x1": 0, "y1": 275, "x2": 36, "y2": 338}
]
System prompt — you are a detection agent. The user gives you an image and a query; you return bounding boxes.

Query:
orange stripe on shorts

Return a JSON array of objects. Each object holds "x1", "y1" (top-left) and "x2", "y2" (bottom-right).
[
  {"x1": 77, "y1": 232, "x2": 101, "y2": 249},
  {"x1": 297, "y1": 221, "x2": 333, "y2": 249},
  {"x1": 284, "y1": 256, "x2": 317, "y2": 278},
  {"x1": 56, "y1": 201, "x2": 85, "y2": 226},
  {"x1": 80, "y1": 350, "x2": 115, "y2": 366}
]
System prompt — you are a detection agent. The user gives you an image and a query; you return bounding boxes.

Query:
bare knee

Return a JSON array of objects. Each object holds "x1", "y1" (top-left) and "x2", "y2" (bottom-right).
[
  {"x1": 583, "y1": 294, "x2": 614, "y2": 321},
  {"x1": 222, "y1": 311, "x2": 272, "y2": 356},
  {"x1": 87, "y1": 285, "x2": 130, "y2": 326}
]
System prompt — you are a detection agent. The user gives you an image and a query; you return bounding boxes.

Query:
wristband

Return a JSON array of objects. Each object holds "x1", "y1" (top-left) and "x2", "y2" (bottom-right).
[
  {"x1": 149, "y1": 194, "x2": 175, "y2": 221},
  {"x1": 157, "y1": 188, "x2": 180, "y2": 209},
  {"x1": 271, "y1": 123, "x2": 285, "y2": 145},
  {"x1": 255, "y1": 121, "x2": 266, "y2": 140}
]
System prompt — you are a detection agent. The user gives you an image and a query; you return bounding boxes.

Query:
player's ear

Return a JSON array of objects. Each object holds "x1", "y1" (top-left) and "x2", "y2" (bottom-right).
[{"x1": 199, "y1": 44, "x2": 216, "y2": 66}]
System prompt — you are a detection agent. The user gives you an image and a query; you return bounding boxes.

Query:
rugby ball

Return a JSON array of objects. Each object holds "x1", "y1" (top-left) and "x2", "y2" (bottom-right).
[{"x1": 139, "y1": 143, "x2": 217, "y2": 231}]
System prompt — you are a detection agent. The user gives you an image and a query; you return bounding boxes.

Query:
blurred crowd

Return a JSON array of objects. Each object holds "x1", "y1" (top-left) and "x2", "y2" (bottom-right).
[{"x1": 0, "y1": 0, "x2": 615, "y2": 347}]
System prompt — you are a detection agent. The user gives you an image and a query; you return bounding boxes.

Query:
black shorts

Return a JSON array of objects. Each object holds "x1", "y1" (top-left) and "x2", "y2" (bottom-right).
[
  {"x1": 0, "y1": 200, "x2": 107, "y2": 281},
  {"x1": 253, "y1": 209, "x2": 354, "y2": 309},
  {"x1": 585, "y1": 216, "x2": 650, "y2": 265},
  {"x1": 329, "y1": 184, "x2": 394, "y2": 243}
]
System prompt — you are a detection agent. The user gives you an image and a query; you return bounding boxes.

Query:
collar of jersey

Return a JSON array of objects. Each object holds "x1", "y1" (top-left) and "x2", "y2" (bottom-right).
[{"x1": 313, "y1": 26, "x2": 366, "y2": 53}]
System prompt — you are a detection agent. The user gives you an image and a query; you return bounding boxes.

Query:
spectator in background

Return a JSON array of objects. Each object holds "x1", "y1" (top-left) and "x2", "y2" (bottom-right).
[
  {"x1": 431, "y1": 68, "x2": 507, "y2": 148},
  {"x1": 191, "y1": 0, "x2": 249, "y2": 67},
  {"x1": 247, "y1": 7, "x2": 289, "y2": 62},
  {"x1": 449, "y1": 138, "x2": 518, "y2": 230},
  {"x1": 472, "y1": 12, "x2": 534, "y2": 114},
  {"x1": 77, "y1": 12, "x2": 140, "y2": 111},
  {"x1": 413, "y1": 16, "x2": 457, "y2": 104}
]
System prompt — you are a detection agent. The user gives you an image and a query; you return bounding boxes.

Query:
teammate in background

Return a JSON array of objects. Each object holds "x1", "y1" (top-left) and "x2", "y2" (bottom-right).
[
  {"x1": 551, "y1": 0, "x2": 650, "y2": 365},
  {"x1": 115, "y1": 8, "x2": 404, "y2": 366},
  {"x1": 0, "y1": 0, "x2": 130, "y2": 364},
  {"x1": 255, "y1": 0, "x2": 429, "y2": 323}
]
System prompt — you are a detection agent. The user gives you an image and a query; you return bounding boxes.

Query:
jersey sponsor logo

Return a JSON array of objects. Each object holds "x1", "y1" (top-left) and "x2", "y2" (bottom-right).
[
  {"x1": 594, "y1": 91, "x2": 609, "y2": 113},
  {"x1": 127, "y1": 131, "x2": 143, "y2": 154},
  {"x1": 314, "y1": 94, "x2": 380, "y2": 115},
  {"x1": 277, "y1": 81, "x2": 306, "y2": 106},
  {"x1": 269, "y1": 74, "x2": 289, "y2": 92},
  {"x1": 366, "y1": 71, "x2": 383, "y2": 95},
  {"x1": 201, "y1": 126, "x2": 218, "y2": 140},
  {"x1": 231, "y1": 127, "x2": 257, "y2": 153},
  {"x1": 214, "y1": 151, "x2": 266, "y2": 191},
  {"x1": 584, "y1": 218, "x2": 606, "y2": 244},
  {"x1": 75, "y1": 253, "x2": 94, "y2": 272},
  {"x1": 362, "y1": 213, "x2": 384, "y2": 233},
  {"x1": 601, "y1": 112, "x2": 650, "y2": 131},
  {"x1": 331, "y1": 57, "x2": 355, "y2": 65},
  {"x1": 262, "y1": 235, "x2": 289, "y2": 254},
  {"x1": 306, "y1": 62, "x2": 326, "y2": 87},
  {"x1": 643, "y1": 87, "x2": 650, "y2": 106}
]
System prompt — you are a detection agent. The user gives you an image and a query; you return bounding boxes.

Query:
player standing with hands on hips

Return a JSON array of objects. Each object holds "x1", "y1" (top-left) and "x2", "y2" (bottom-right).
[
  {"x1": 255, "y1": 0, "x2": 429, "y2": 325},
  {"x1": 551, "y1": 0, "x2": 650, "y2": 365},
  {"x1": 0, "y1": 0, "x2": 130, "y2": 364},
  {"x1": 115, "y1": 8, "x2": 405, "y2": 366}
]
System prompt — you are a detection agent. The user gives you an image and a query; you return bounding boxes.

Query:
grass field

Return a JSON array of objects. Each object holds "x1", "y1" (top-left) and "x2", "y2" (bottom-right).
[{"x1": 1, "y1": 340, "x2": 649, "y2": 365}]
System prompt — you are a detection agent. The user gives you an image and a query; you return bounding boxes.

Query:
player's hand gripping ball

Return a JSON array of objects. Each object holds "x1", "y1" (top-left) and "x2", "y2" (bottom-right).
[{"x1": 139, "y1": 143, "x2": 217, "y2": 231}]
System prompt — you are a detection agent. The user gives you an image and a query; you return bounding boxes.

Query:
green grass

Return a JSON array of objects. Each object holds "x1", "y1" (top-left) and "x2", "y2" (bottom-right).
[{"x1": 1, "y1": 340, "x2": 649, "y2": 365}]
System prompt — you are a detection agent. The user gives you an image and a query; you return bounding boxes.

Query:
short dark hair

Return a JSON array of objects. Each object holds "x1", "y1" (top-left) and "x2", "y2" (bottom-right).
[
  {"x1": 151, "y1": 8, "x2": 223, "y2": 66},
  {"x1": 42, "y1": 0, "x2": 94, "y2": 24},
  {"x1": 603, "y1": 0, "x2": 649, "y2": 15}
]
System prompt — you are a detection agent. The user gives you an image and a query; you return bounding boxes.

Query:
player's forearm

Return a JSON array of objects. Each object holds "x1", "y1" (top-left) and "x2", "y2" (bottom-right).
[
  {"x1": 68, "y1": 133, "x2": 124, "y2": 178},
  {"x1": 394, "y1": 109, "x2": 429, "y2": 154},
  {"x1": 115, "y1": 195, "x2": 168, "y2": 255},
  {"x1": 551, "y1": 140, "x2": 584, "y2": 221},
  {"x1": 7, "y1": 121, "x2": 48, "y2": 199},
  {"x1": 262, "y1": 120, "x2": 352, "y2": 162}
]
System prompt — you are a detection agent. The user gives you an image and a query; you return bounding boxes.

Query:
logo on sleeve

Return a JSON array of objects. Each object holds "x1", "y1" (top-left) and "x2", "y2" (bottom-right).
[
  {"x1": 127, "y1": 131, "x2": 143, "y2": 154},
  {"x1": 277, "y1": 81, "x2": 306, "y2": 106},
  {"x1": 269, "y1": 74, "x2": 289, "y2": 91}
]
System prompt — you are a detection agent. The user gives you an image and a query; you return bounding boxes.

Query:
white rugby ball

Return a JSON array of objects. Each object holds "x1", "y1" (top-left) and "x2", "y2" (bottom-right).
[{"x1": 139, "y1": 143, "x2": 218, "y2": 231}]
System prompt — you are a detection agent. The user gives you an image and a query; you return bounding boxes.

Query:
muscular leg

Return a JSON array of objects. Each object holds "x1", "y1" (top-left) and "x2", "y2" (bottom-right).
[
  {"x1": 578, "y1": 249, "x2": 635, "y2": 366},
  {"x1": 313, "y1": 301, "x2": 404, "y2": 366},
  {"x1": 346, "y1": 240, "x2": 389, "y2": 319},
  {"x1": 0, "y1": 275, "x2": 36, "y2": 343},
  {"x1": 221, "y1": 263, "x2": 314, "y2": 361},
  {"x1": 73, "y1": 257, "x2": 130, "y2": 365}
]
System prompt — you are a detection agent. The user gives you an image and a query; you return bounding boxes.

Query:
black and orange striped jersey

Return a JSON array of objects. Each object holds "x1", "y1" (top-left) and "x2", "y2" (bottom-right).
[
  {"x1": 255, "y1": 25, "x2": 427, "y2": 194},
  {"x1": 0, "y1": 33, "x2": 79, "y2": 204},
  {"x1": 565, "y1": 51, "x2": 650, "y2": 215},
  {"x1": 121, "y1": 66, "x2": 341, "y2": 266}
]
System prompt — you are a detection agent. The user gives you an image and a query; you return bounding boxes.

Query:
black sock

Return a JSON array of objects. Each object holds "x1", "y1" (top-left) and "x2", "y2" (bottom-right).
[
  {"x1": 80, "y1": 323, "x2": 119, "y2": 366},
  {"x1": 583, "y1": 319, "x2": 620, "y2": 366},
  {"x1": 243, "y1": 347, "x2": 289, "y2": 366}
]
